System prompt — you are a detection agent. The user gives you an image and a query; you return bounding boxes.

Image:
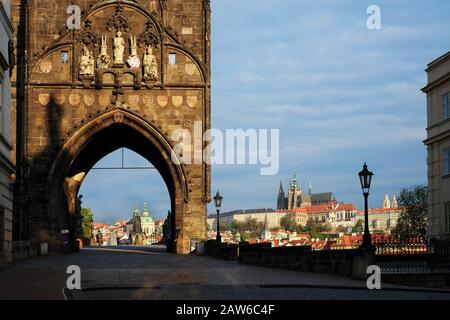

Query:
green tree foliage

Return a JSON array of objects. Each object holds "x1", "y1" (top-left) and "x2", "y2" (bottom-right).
[
  {"x1": 392, "y1": 185, "x2": 428, "y2": 241},
  {"x1": 305, "y1": 220, "x2": 330, "y2": 240},
  {"x1": 280, "y1": 215, "x2": 296, "y2": 231},
  {"x1": 81, "y1": 208, "x2": 94, "y2": 239},
  {"x1": 230, "y1": 219, "x2": 242, "y2": 234},
  {"x1": 352, "y1": 219, "x2": 363, "y2": 233},
  {"x1": 242, "y1": 216, "x2": 259, "y2": 232}
]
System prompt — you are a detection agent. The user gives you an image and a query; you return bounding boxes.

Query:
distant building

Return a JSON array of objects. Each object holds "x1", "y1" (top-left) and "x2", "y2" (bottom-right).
[
  {"x1": 0, "y1": 0, "x2": 14, "y2": 270},
  {"x1": 277, "y1": 173, "x2": 336, "y2": 210},
  {"x1": 207, "y1": 208, "x2": 278, "y2": 231},
  {"x1": 423, "y1": 51, "x2": 450, "y2": 240},
  {"x1": 357, "y1": 194, "x2": 402, "y2": 232},
  {"x1": 141, "y1": 202, "x2": 155, "y2": 236},
  {"x1": 305, "y1": 203, "x2": 358, "y2": 229}
]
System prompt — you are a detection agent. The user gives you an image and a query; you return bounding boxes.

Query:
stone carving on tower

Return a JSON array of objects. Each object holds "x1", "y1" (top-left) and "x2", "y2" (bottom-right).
[
  {"x1": 127, "y1": 35, "x2": 141, "y2": 68},
  {"x1": 113, "y1": 31, "x2": 126, "y2": 65},
  {"x1": 143, "y1": 45, "x2": 158, "y2": 81},
  {"x1": 79, "y1": 45, "x2": 95, "y2": 78},
  {"x1": 97, "y1": 35, "x2": 111, "y2": 69}
]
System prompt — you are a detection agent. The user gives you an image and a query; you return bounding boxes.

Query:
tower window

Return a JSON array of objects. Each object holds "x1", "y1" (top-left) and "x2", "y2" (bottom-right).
[
  {"x1": 61, "y1": 51, "x2": 69, "y2": 64},
  {"x1": 168, "y1": 53, "x2": 177, "y2": 65},
  {"x1": 444, "y1": 148, "x2": 450, "y2": 176},
  {"x1": 445, "y1": 202, "x2": 450, "y2": 234},
  {"x1": 443, "y1": 92, "x2": 450, "y2": 121}
]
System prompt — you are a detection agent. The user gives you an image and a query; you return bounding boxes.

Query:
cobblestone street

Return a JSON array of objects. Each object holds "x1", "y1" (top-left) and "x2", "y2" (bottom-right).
[{"x1": 0, "y1": 246, "x2": 449, "y2": 300}]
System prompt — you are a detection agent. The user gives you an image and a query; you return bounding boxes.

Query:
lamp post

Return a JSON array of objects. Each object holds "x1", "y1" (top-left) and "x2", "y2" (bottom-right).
[
  {"x1": 358, "y1": 163, "x2": 374, "y2": 248},
  {"x1": 214, "y1": 191, "x2": 223, "y2": 245}
]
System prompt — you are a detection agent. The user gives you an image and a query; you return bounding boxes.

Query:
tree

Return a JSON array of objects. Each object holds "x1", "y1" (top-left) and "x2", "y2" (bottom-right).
[
  {"x1": 231, "y1": 219, "x2": 243, "y2": 234},
  {"x1": 352, "y1": 219, "x2": 363, "y2": 233},
  {"x1": 392, "y1": 185, "x2": 428, "y2": 241},
  {"x1": 280, "y1": 214, "x2": 297, "y2": 231},
  {"x1": 81, "y1": 208, "x2": 94, "y2": 239},
  {"x1": 242, "y1": 216, "x2": 259, "y2": 232}
]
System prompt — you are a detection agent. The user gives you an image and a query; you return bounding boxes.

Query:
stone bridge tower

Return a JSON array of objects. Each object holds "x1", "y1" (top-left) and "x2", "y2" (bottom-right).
[{"x1": 10, "y1": 0, "x2": 211, "y2": 254}]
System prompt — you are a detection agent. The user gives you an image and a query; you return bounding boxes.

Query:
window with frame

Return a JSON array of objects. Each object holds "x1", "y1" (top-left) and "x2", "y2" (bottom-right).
[
  {"x1": 443, "y1": 93, "x2": 450, "y2": 121},
  {"x1": 0, "y1": 73, "x2": 3, "y2": 135},
  {"x1": 445, "y1": 202, "x2": 450, "y2": 234},
  {"x1": 444, "y1": 148, "x2": 450, "y2": 176},
  {"x1": 168, "y1": 53, "x2": 177, "y2": 65}
]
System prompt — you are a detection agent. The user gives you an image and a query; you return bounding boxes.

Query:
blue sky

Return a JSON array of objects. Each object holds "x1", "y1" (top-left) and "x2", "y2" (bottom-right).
[{"x1": 80, "y1": 0, "x2": 450, "y2": 223}]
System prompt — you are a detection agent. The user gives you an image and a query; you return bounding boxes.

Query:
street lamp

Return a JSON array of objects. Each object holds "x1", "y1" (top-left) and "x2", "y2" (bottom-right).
[
  {"x1": 358, "y1": 163, "x2": 374, "y2": 248},
  {"x1": 214, "y1": 191, "x2": 223, "y2": 245}
]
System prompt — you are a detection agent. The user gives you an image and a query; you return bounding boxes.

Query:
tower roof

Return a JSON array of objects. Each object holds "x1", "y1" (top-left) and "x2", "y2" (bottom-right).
[
  {"x1": 133, "y1": 207, "x2": 140, "y2": 217},
  {"x1": 290, "y1": 172, "x2": 300, "y2": 189},
  {"x1": 278, "y1": 180, "x2": 284, "y2": 193},
  {"x1": 142, "y1": 201, "x2": 150, "y2": 217}
]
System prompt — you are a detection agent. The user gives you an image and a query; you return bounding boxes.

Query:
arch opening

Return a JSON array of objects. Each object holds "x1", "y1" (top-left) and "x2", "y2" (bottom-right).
[
  {"x1": 79, "y1": 148, "x2": 170, "y2": 248},
  {"x1": 44, "y1": 110, "x2": 190, "y2": 253}
]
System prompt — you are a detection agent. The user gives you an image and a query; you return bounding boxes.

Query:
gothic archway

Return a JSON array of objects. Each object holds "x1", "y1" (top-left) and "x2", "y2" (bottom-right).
[{"x1": 44, "y1": 108, "x2": 190, "y2": 253}]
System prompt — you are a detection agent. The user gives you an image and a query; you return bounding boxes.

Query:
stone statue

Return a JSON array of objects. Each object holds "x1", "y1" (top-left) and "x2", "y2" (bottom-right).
[
  {"x1": 97, "y1": 34, "x2": 111, "y2": 69},
  {"x1": 127, "y1": 35, "x2": 141, "y2": 68},
  {"x1": 143, "y1": 45, "x2": 158, "y2": 80},
  {"x1": 79, "y1": 45, "x2": 94, "y2": 77},
  {"x1": 113, "y1": 30, "x2": 125, "y2": 65}
]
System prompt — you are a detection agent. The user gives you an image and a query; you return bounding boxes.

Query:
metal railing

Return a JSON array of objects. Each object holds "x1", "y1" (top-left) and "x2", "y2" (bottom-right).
[{"x1": 374, "y1": 238, "x2": 450, "y2": 274}]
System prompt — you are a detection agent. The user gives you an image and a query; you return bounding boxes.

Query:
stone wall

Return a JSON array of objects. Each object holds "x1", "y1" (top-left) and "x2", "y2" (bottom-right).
[
  {"x1": 0, "y1": 0, "x2": 14, "y2": 269},
  {"x1": 238, "y1": 244, "x2": 361, "y2": 277}
]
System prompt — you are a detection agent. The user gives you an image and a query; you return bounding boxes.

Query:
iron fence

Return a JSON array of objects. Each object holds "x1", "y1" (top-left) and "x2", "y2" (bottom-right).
[{"x1": 374, "y1": 238, "x2": 450, "y2": 274}]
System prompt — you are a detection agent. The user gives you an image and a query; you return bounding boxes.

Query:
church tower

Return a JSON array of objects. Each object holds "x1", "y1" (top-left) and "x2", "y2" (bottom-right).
[
  {"x1": 261, "y1": 214, "x2": 272, "y2": 240},
  {"x1": 141, "y1": 202, "x2": 155, "y2": 236},
  {"x1": 277, "y1": 181, "x2": 287, "y2": 210},
  {"x1": 383, "y1": 193, "x2": 391, "y2": 209},
  {"x1": 392, "y1": 193, "x2": 398, "y2": 208},
  {"x1": 288, "y1": 173, "x2": 302, "y2": 210}
]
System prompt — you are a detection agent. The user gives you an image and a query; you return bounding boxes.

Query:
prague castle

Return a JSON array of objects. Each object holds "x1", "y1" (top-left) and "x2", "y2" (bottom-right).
[{"x1": 277, "y1": 173, "x2": 336, "y2": 210}]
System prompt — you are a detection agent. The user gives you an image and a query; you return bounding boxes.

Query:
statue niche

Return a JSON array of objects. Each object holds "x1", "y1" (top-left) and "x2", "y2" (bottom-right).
[
  {"x1": 79, "y1": 45, "x2": 95, "y2": 79},
  {"x1": 113, "y1": 30, "x2": 125, "y2": 66},
  {"x1": 127, "y1": 35, "x2": 141, "y2": 69},
  {"x1": 97, "y1": 35, "x2": 111, "y2": 69},
  {"x1": 143, "y1": 45, "x2": 158, "y2": 81}
]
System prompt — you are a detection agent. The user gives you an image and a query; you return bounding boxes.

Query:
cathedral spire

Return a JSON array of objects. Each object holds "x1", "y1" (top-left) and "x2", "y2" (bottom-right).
[
  {"x1": 279, "y1": 180, "x2": 284, "y2": 194},
  {"x1": 308, "y1": 179, "x2": 312, "y2": 195}
]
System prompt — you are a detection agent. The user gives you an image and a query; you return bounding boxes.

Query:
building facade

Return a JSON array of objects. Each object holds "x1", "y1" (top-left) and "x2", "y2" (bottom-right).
[
  {"x1": 0, "y1": 0, "x2": 14, "y2": 269},
  {"x1": 423, "y1": 51, "x2": 450, "y2": 240},
  {"x1": 207, "y1": 208, "x2": 279, "y2": 231},
  {"x1": 357, "y1": 208, "x2": 401, "y2": 232},
  {"x1": 357, "y1": 194, "x2": 402, "y2": 232}
]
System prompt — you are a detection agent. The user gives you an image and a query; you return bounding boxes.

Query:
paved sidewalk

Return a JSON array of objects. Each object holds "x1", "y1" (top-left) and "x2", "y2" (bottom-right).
[{"x1": 1, "y1": 246, "x2": 449, "y2": 300}]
